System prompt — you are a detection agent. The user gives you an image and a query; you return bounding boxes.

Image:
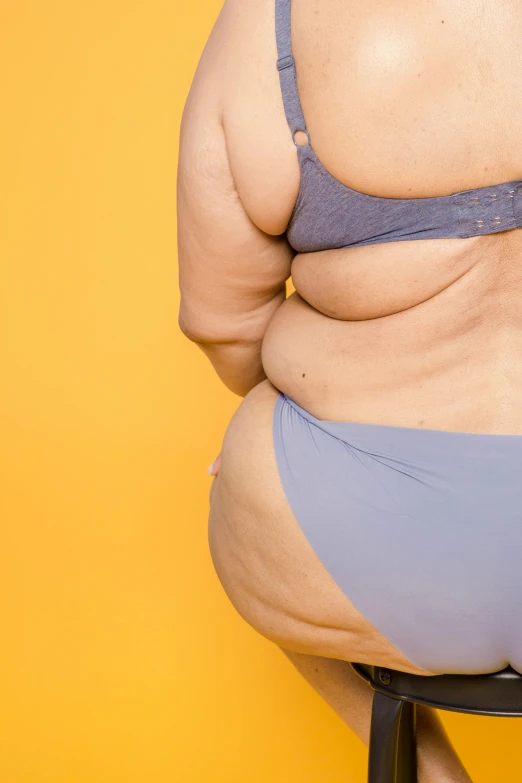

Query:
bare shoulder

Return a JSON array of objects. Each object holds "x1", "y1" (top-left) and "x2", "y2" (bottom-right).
[
  {"x1": 177, "y1": 0, "x2": 295, "y2": 343},
  {"x1": 180, "y1": 0, "x2": 299, "y2": 234}
]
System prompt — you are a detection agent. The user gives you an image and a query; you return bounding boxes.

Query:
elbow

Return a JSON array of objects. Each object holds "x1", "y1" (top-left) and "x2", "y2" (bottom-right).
[
  {"x1": 178, "y1": 308, "x2": 203, "y2": 342},
  {"x1": 178, "y1": 304, "x2": 244, "y2": 345},
  {"x1": 178, "y1": 293, "x2": 284, "y2": 345},
  {"x1": 177, "y1": 299, "x2": 211, "y2": 342},
  {"x1": 178, "y1": 313, "x2": 215, "y2": 344}
]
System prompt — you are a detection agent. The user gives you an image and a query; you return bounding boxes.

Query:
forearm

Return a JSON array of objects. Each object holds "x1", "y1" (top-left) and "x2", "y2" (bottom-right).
[
  {"x1": 181, "y1": 287, "x2": 286, "y2": 398},
  {"x1": 193, "y1": 337, "x2": 267, "y2": 397}
]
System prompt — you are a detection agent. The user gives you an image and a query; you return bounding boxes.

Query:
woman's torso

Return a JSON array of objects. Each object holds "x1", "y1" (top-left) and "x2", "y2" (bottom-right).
[{"x1": 221, "y1": 0, "x2": 522, "y2": 433}]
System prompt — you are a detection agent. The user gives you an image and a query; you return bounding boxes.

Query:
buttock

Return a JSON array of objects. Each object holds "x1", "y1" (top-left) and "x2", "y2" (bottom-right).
[
  {"x1": 208, "y1": 379, "x2": 438, "y2": 676},
  {"x1": 272, "y1": 390, "x2": 522, "y2": 676}
]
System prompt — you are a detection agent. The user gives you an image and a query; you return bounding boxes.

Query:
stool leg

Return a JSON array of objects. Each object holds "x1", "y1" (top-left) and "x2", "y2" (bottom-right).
[
  {"x1": 396, "y1": 701, "x2": 417, "y2": 783},
  {"x1": 368, "y1": 691, "x2": 417, "y2": 783}
]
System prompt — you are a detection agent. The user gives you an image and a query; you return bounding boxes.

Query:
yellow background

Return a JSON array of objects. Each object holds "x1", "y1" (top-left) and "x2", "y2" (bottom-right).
[{"x1": 0, "y1": 1, "x2": 518, "y2": 780}]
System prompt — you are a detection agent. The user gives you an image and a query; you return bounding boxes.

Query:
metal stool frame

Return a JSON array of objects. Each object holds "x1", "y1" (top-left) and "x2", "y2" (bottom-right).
[{"x1": 350, "y1": 662, "x2": 522, "y2": 783}]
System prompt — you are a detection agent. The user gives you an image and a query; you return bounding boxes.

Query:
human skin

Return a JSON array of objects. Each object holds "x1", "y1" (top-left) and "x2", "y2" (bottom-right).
[
  {"x1": 177, "y1": 0, "x2": 522, "y2": 778},
  {"x1": 207, "y1": 456, "x2": 472, "y2": 782}
]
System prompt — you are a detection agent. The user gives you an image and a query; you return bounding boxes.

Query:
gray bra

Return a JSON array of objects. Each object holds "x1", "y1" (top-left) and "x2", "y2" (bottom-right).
[{"x1": 275, "y1": 0, "x2": 522, "y2": 252}]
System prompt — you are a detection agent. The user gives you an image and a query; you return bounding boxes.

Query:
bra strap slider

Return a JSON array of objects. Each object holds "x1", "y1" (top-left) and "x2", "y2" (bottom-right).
[{"x1": 277, "y1": 54, "x2": 294, "y2": 71}]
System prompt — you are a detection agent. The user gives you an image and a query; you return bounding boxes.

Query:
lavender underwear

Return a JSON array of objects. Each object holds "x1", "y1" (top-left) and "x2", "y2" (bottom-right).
[{"x1": 273, "y1": 391, "x2": 522, "y2": 675}]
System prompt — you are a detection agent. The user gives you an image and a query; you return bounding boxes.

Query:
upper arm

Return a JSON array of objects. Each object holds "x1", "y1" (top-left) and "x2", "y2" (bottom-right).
[{"x1": 176, "y1": 1, "x2": 294, "y2": 343}]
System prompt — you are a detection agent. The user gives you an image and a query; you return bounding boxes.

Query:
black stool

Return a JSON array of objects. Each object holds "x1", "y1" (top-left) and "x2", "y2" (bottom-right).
[{"x1": 350, "y1": 661, "x2": 522, "y2": 782}]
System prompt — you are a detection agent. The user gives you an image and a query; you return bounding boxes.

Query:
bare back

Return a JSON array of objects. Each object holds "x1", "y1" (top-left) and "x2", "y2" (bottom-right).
[
  {"x1": 177, "y1": 0, "x2": 522, "y2": 677},
  {"x1": 219, "y1": 0, "x2": 522, "y2": 432}
]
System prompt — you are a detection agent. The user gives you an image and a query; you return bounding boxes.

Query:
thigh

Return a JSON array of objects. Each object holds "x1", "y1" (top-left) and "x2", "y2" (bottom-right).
[{"x1": 208, "y1": 379, "x2": 435, "y2": 675}]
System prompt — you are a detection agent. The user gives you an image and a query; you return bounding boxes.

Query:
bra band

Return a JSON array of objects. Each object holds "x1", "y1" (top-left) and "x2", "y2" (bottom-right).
[
  {"x1": 274, "y1": 0, "x2": 522, "y2": 251},
  {"x1": 275, "y1": 0, "x2": 308, "y2": 138}
]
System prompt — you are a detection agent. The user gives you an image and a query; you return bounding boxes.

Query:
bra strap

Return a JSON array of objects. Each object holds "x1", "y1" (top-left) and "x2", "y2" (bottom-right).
[{"x1": 275, "y1": 0, "x2": 308, "y2": 140}]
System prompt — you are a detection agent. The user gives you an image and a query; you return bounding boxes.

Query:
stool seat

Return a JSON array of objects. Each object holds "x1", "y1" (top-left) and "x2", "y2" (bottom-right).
[{"x1": 350, "y1": 662, "x2": 522, "y2": 782}]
